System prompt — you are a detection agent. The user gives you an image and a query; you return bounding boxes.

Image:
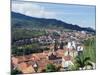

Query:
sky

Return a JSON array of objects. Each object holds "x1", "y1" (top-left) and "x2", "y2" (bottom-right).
[{"x1": 12, "y1": 0, "x2": 96, "y2": 29}]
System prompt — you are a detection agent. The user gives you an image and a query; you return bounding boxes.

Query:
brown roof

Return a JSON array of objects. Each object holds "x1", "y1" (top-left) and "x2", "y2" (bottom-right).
[
  {"x1": 63, "y1": 55, "x2": 72, "y2": 61},
  {"x1": 11, "y1": 57, "x2": 19, "y2": 65},
  {"x1": 12, "y1": 48, "x2": 68, "y2": 73},
  {"x1": 18, "y1": 62, "x2": 28, "y2": 70},
  {"x1": 56, "y1": 49, "x2": 65, "y2": 57}
]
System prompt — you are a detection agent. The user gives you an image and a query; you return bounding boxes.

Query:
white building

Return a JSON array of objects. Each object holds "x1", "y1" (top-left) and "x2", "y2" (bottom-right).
[
  {"x1": 67, "y1": 41, "x2": 76, "y2": 50},
  {"x1": 71, "y1": 41, "x2": 76, "y2": 50},
  {"x1": 67, "y1": 42, "x2": 73, "y2": 49},
  {"x1": 77, "y1": 45, "x2": 84, "y2": 55},
  {"x1": 62, "y1": 55, "x2": 74, "y2": 70},
  {"x1": 77, "y1": 45, "x2": 84, "y2": 52}
]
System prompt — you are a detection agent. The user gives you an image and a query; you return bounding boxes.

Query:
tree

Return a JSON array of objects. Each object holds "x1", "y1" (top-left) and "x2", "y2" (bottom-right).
[
  {"x1": 11, "y1": 69, "x2": 22, "y2": 75},
  {"x1": 54, "y1": 40, "x2": 58, "y2": 51},
  {"x1": 41, "y1": 69, "x2": 46, "y2": 72},
  {"x1": 83, "y1": 37, "x2": 96, "y2": 62},
  {"x1": 60, "y1": 41, "x2": 64, "y2": 49},
  {"x1": 75, "y1": 54, "x2": 93, "y2": 70},
  {"x1": 46, "y1": 64, "x2": 57, "y2": 72}
]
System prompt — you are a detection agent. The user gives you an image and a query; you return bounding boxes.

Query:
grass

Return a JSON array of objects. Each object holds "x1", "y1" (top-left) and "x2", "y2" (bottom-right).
[{"x1": 83, "y1": 37, "x2": 96, "y2": 63}]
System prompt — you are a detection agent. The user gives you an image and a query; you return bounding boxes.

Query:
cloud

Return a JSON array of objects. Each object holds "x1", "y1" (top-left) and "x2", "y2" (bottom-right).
[{"x1": 12, "y1": 1, "x2": 56, "y2": 18}]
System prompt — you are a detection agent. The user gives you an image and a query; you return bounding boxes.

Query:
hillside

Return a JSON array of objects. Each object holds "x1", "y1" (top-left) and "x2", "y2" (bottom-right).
[{"x1": 11, "y1": 12, "x2": 95, "y2": 32}]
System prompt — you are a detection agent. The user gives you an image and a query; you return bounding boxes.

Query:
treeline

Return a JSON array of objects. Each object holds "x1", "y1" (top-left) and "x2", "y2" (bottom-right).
[
  {"x1": 12, "y1": 28, "x2": 46, "y2": 42},
  {"x1": 12, "y1": 12, "x2": 95, "y2": 33},
  {"x1": 12, "y1": 46, "x2": 50, "y2": 56}
]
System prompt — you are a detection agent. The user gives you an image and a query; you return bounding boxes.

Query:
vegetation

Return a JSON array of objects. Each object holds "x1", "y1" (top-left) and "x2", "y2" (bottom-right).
[
  {"x1": 54, "y1": 40, "x2": 59, "y2": 51},
  {"x1": 75, "y1": 53, "x2": 93, "y2": 70},
  {"x1": 12, "y1": 45, "x2": 50, "y2": 56},
  {"x1": 46, "y1": 64, "x2": 57, "y2": 72},
  {"x1": 11, "y1": 12, "x2": 96, "y2": 57},
  {"x1": 74, "y1": 38, "x2": 95, "y2": 70},
  {"x1": 11, "y1": 11, "x2": 96, "y2": 73},
  {"x1": 12, "y1": 28, "x2": 46, "y2": 42},
  {"x1": 41, "y1": 64, "x2": 61, "y2": 72},
  {"x1": 12, "y1": 12, "x2": 95, "y2": 33},
  {"x1": 60, "y1": 41, "x2": 64, "y2": 49},
  {"x1": 83, "y1": 37, "x2": 96, "y2": 62},
  {"x1": 11, "y1": 69, "x2": 22, "y2": 75}
]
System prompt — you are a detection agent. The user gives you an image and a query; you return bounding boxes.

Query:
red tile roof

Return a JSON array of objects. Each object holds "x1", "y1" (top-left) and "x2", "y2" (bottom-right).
[{"x1": 63, "y1": 55, "x2": 72, "y2": 61}]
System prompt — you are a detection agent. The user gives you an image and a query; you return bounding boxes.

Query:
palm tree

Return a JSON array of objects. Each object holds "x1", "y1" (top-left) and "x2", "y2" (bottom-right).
[{"x1": 75, "y1": 54, "x2": 93, "y2": 70}]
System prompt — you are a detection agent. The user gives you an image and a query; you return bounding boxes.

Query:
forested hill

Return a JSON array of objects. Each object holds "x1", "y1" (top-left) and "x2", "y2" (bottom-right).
[{"x1": 11, "y1": 12, "x2": 95, "y2": 33}]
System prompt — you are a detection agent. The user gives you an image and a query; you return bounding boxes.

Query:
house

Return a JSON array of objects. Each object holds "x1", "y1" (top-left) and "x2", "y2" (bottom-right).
[
  {"x1": 47, "y1": 52, "x2": 57, "y2": 60},
  {"x1": 71, "y1": 41, "x2": 76, "y2": 50},
  {"x1": 64, "y1": 41, "x2": 73, "y2": 56},
  {"x1": 76, "y1": 45, "x2": 84, "y2": 56},
  {"x1": 67, "y1": 42, "x2": 73, "y2": 50},
  {"x1": 11, "y1": 57, "x2": 19, "y2": 70},
  {"x1": 62, "y1": 43, "x2": 74, "y2": 70},
  {"x1": 47, "y1": 52, "x2": 62, "y2": 65},
  {"x1": 11, "y1": 56, "x2": 36, "y2": 74},
  {"x1": 62, "y1": 55, "x2": 74, "y2": 70},
  {"x1": 17, "y1": 62, "x2": 35, "y2": 74}
]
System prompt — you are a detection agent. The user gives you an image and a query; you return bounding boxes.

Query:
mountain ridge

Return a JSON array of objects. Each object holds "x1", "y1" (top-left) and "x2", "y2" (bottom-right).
[{"x1": 11, "y1": 12, "x2": 95, "y2": 33}]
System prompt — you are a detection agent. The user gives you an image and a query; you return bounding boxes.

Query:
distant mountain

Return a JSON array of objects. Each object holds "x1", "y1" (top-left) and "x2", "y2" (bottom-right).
[{"x1": 11, "y1": 12, "x2": 95, "y2": 33}]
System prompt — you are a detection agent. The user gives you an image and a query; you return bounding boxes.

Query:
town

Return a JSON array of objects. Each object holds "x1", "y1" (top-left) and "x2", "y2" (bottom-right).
[{"x1": 11, "y1": 29, "x2": 96, "y2": 74}]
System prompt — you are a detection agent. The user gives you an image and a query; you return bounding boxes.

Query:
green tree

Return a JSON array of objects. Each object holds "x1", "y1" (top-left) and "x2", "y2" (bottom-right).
[
  {"x1": 83, "y1": 37, "x2": 96, "y2": 62},
  {"x1": 54, "y1": 40, "x2": 59, "y2": 51},
  {"x1": 75, "y1": 54, "x2": 93, "y2": 70},
  {"x1": 46, "y1": 64, "x2": 57, "y2": 72},
  {"x1": 60, "y1": 41, "x2": 64, "y2": 49},
  {"x1": 11, "y1": 69, "x2": 22, "y2": 75}
]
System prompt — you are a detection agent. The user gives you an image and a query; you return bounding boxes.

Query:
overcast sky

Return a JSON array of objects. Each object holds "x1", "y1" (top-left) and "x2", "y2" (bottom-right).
[{"x1": 12, "y1": 0, "x2": 96, "y2": 29}]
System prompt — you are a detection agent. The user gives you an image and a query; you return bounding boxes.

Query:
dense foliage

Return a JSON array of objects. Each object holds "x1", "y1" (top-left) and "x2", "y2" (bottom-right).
[
  {"x1": 11, "y1": 69, "x2": 22, "y2": 75},
  {"x1": 12, "y1": 28, "x2": 46, "y2": 42},
  {"x1": 83, "y1": 37, "x2": 96, "y2": 62},
  {"x1": 46, "y1": 64, "x2": 57, "y2": 72},
  {"x1": 12, "y1": 45, "x2": 50, "y2": 56},
  {"x1": 75, "y1": 54, "x2": 93, "y2": 70}
]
